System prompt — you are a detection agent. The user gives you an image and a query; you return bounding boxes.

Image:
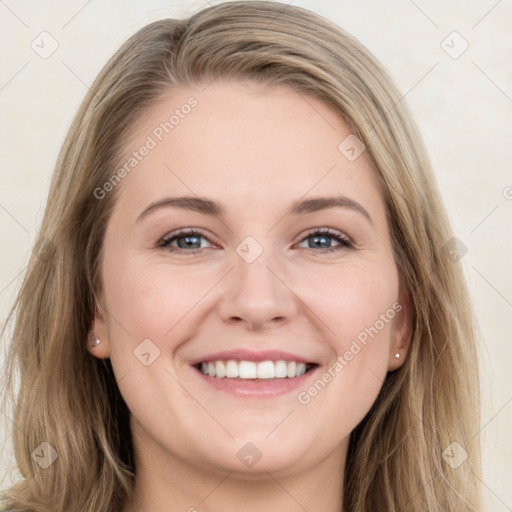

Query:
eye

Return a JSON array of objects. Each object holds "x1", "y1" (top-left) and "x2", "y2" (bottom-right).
[
  {"x1": 158, "y1": 229, "x2": 214, "y2": 255},
  {"x1": 296, "y1": 228, "x2": 353, "y2": 253},
  {"x1": 158, "y1": 227, "x2": 353, "y2": 255}
]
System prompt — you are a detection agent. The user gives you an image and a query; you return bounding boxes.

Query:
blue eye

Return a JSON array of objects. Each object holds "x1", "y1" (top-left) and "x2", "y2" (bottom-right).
[
  {"x1": 297, "y1": 228, "x2": 352, "y2": 252},
  {"x1": 158, "y1": 229, "x2": 211, "y2": 254},
  {"x1": 158, "y1": 227, "x2": 353, "y2": 255}
]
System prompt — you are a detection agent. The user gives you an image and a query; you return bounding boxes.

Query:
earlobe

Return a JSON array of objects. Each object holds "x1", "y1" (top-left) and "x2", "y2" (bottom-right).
[
  {"x1": 87, "y1": 302, "x2": 111, "y2": 359},
  {"x1": 390, "y1": 351, "x2": 402, "y2": 369},
  {"x1": 87, "y1": 331, "x2": 111, "y2": 359},
  {"x1": 388, "y1": 289, "x2": 414, "y2": 371}
]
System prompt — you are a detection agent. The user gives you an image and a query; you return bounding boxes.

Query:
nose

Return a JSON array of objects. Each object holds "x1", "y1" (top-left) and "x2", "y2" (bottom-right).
[{"x1": 217, "y1": 248, "x2": 299, "y2": 331}]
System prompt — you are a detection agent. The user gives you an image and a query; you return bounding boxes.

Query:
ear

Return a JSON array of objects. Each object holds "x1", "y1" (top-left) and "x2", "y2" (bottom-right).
[
  {"x1": 87, "y1": 302, "x2": 111, "y2": 359},
  {"x1": 387, "y1": 287, "x2": 414, "y2": 371}
]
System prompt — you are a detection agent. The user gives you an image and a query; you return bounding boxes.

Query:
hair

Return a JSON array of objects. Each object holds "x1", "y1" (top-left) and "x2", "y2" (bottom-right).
[{"x1": 0, "y1": 1, "x2": 482, "y2": 511}]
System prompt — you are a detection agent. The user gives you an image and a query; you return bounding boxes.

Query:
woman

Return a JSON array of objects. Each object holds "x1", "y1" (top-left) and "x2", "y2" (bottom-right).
[{"x1": 0, "y1": 1, "x2": 482, "y2": 511}]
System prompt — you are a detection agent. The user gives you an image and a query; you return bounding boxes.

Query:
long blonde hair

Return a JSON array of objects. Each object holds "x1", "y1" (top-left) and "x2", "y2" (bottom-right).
[{"x1": 1, "y1": 2, "x2": 482, "y2": 510}]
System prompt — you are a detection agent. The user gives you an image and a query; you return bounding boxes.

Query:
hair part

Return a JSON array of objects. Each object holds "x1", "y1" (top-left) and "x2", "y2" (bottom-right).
[{"x1": 1, "y1": 2, "x2": 482, "y2": 511}]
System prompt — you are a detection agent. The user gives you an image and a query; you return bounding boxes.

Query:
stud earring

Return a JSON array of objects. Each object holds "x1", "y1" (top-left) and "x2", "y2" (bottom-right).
[
  {"x1": 394, "y1": 353, "x2": 400, "y2": 359},
  {"x1": 89, "y1": 333, "x2": 101, "y2": 347}
]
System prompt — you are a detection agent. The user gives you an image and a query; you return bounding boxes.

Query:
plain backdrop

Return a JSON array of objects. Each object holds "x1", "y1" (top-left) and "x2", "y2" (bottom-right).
[{"x1": 0, "y1": 0, "x2": 511, "y2": 510}]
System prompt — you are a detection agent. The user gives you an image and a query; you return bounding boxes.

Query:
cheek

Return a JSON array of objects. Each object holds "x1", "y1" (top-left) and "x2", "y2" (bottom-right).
[
  {"x1": 102, "y1": 251, "x2": 219, "y2": 345},
  {"x1": 295, "y1": 260, "x2": 399, "y2": 400},
  {"x1": 297, "y1": 259, "x2": 399, "y2": 346},
  {"x1": 100, "y1": 254, "x2": 213, "y2": 436},
  {"x1": 295, "y1": 261, "x2": 399, "y2": 420}
]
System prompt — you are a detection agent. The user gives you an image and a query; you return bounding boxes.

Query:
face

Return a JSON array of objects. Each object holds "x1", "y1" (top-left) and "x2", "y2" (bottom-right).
[{"x1": 91, "y1": 80, "x2": 411, "y2": 480}]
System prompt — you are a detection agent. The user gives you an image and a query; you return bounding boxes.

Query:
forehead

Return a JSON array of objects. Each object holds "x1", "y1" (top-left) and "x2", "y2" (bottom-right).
[{"x1": 113, "y1": 80, "x2": 383, "y2": 219}]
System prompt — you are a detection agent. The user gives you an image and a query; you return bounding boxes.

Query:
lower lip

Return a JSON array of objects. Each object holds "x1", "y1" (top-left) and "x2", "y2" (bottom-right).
[{"x1": 193, "y1": 366, "x2": 318, "y2": 398}]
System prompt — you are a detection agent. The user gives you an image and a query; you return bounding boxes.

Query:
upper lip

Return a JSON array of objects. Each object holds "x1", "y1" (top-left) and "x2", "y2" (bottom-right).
[{"x1": 189, "y1": 349, "x2": 315, "y2": 366}]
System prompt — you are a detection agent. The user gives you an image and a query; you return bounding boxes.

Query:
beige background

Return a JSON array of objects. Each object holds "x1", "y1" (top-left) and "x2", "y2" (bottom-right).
[{"x1": 0, "y1": 0, "x2": 511, "y2": 509}]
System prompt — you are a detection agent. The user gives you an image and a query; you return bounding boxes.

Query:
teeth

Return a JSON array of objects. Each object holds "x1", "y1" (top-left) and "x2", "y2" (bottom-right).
[
  {"x1": 257, "y1": 360, "x2": 275, "y2": 379},
  {"x1": 239, "y1": 361, "x2": 257, "y2": 379},
  {"x1": 296, "y1": 362, "x2": 307, "y2": 376},
  {"x1": 199, "y1": 360, "x2": 311, "y2": 379},
  {"x1": 275, "y1": 360, "x2": 287, "y2": 378},
  {"x1": 215, "y1": 361, "x2": 226, "y2": 378},
  {"x1": 226, "y1": 360, "x2": 239, "y2": 378}
]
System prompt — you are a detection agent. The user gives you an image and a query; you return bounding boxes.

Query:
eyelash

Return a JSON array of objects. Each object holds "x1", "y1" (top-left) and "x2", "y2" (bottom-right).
[{"x1": 157, "y1": 227, "x2": 353, "y2": 255}]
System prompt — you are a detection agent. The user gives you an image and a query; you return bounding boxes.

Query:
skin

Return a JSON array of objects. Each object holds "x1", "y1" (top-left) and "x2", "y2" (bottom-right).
[{"x1": 90, "y1": 80, "x2": 412, "y2": 512}]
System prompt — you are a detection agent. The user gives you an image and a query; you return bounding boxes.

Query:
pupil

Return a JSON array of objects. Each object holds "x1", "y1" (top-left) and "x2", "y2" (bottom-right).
[
  {"x1": 179, "y1": 235, "x2": 200, "y2": 249},
  {"x1": 311, "y1": 235, "x2": 330, "y2": 248}
]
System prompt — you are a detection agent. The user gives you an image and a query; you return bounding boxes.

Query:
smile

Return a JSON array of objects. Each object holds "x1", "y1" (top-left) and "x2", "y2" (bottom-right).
[{"x1": 198, "y1": 360, "x2": 316, "y2": 379}]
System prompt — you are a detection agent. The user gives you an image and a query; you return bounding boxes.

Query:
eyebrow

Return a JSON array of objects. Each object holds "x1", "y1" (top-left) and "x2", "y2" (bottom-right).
[{"x1": 136, "y1": 195, "x2": 372, "y2": 224}]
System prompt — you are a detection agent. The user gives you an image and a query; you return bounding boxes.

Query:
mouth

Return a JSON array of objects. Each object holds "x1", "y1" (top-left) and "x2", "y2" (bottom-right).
[
  {"x1": 194, "y1": 359, "x2": 318, "y2": 379},
  {"x1": 190, "y1": 349, "x2": 320, "y2": 397}
]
